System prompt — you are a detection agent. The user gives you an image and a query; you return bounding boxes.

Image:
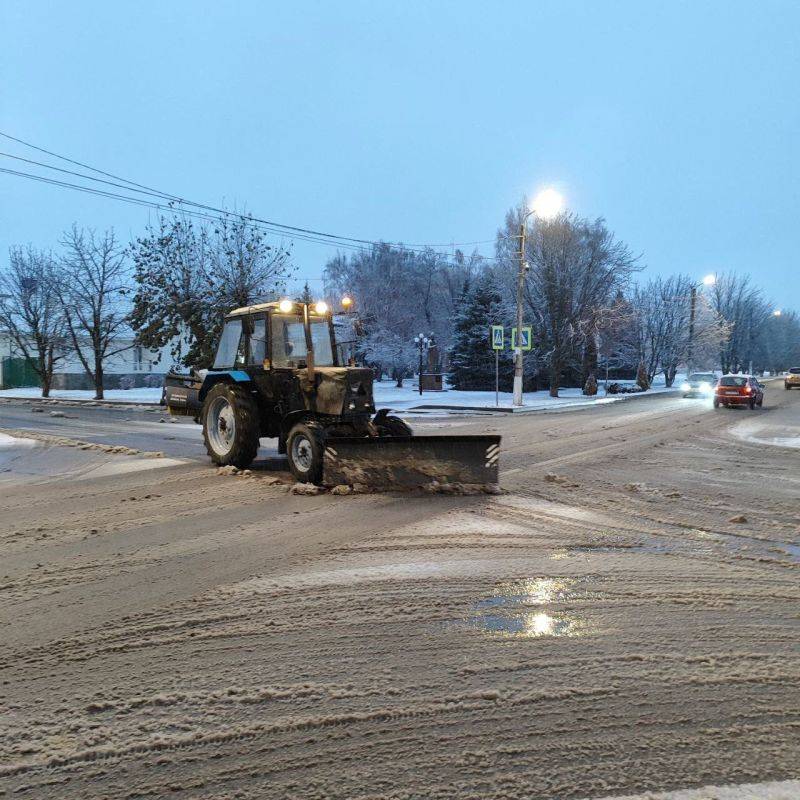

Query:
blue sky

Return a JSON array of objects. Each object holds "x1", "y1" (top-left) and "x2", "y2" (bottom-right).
[{"x1": 1, "y1": 1, "x2": 798, "y2": 302}]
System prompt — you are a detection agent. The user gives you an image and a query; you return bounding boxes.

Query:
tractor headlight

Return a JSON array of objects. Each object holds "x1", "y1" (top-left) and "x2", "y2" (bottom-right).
[{"x1": 681, "y1": 382, "x2": 691, "y2": 392}]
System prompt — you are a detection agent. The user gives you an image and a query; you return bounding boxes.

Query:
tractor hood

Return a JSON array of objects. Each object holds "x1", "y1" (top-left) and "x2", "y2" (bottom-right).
[{"x1": 311, "y1": 367, "x2": 375, "y2": 416}]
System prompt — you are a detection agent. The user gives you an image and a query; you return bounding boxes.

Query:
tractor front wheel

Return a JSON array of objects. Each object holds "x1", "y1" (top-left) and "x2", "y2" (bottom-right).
[
  {"x1": 202, "y1": 382, "x2": 260, "y2": 468},
  {"x1": 286, "y1": 422, "x2": 326, "y2": 484}
]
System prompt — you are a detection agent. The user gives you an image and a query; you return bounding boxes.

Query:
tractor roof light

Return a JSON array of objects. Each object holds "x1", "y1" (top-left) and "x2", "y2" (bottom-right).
[
  {"x1": 314, "y1": 300, "x2": 329, "y2": 315},
  {"x1": 278, "y1": 299, "x2": 294, "y2": 313}
]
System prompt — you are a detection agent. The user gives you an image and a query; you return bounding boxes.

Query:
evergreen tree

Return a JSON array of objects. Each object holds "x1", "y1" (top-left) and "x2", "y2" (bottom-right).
[
  {"x1": 296, "y1": 281, "x2": 314, "y2": 304},
  {"x1": 448, "y1": 272, "x2": 515, "y2": 391}
]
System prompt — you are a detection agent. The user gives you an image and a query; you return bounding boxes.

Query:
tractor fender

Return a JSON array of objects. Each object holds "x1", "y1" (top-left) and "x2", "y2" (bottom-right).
[
  {"x1": 199, "y1": 370, "x2": 253, "y2": 402},
  {"x1": 278, "y1": 410, "x2": 316, "y2": 454}
]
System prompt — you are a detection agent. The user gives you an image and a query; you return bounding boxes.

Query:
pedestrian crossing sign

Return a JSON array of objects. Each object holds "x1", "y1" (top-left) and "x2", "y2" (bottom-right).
[
  {"x1": 490, "y1": 325, "x2": 504, "y2": 350},
  {"x1": 511, "y1": 327, "x2": 532, "y2": 350}
]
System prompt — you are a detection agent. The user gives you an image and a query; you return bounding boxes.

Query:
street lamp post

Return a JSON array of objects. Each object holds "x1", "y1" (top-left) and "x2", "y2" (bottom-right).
[
  {"x1": 414, "y1": 333, "x2": 431, "y2": 396},
  {"x1": 686, "y1": 273, "x2": 716, "y2": 377},
  {"x1": 513, "y1": 188, "x2": 564, "y2": 406}
]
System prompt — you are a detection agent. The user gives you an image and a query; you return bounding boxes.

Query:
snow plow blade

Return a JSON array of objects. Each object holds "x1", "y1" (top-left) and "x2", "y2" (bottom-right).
[{"x1": 323, "y1": 435, "x2": 501, "y2": 490}]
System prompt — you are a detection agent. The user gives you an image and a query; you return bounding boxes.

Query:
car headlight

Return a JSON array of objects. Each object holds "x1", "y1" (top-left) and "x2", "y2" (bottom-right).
[
  {"x1": 681, "y1": 382, "x2": 691, "y2": 391},
  {"x1": 700, "y1": 382, "x2": 711, "y2": 393}
]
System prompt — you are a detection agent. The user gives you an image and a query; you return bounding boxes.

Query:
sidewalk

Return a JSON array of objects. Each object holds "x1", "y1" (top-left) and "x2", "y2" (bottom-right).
[{"x1": 0, "y1": 379, "x2": 682, "y2": 414}]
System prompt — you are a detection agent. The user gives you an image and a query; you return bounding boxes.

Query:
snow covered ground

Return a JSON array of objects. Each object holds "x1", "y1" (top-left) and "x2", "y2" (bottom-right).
[
  {"x1": 587, "y1": 780, "x2": 800, "y2": 800},
  {"x1": 0, "y1": 387, "x2": 163, "y2": 404},
  {"x1": 0, "y1": 375, "x2": 682, "y2": 412}
]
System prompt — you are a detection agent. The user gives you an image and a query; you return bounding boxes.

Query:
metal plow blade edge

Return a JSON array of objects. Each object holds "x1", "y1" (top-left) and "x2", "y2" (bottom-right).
[{"x1": 323, "y1": 435, "x2": 501, "y2": 490}]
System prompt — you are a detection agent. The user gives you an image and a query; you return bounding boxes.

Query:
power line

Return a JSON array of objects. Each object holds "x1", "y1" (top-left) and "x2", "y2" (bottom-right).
[
  {"x1": 0, "y1": 166, "x2": 378, "y2": 254},
  {"x1": 1, "y1": 166, "x2": 505, "y2": 273},
  {"x1": 0, "y1": 130, "x2": 498, "y2": 254}
]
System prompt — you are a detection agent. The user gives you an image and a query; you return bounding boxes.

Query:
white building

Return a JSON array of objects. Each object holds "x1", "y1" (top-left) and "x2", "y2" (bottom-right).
[{"x1": 0, "y1": 332, "x2": 173, "y2": 390}]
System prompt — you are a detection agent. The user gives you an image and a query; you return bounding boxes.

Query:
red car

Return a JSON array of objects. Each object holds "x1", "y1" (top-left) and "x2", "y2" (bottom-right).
[{"x1": 713, "y1": 374, "x2": 764, "y2": 409}]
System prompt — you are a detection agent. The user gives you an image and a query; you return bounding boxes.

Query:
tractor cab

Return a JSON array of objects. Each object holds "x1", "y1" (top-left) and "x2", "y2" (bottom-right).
[{"x1": 214, "y1": 301, "x2": 337, "y2": 372}]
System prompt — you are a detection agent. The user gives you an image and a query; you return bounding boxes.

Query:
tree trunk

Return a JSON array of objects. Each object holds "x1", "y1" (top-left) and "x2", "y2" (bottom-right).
[
  {"x1": 549, "y1": 363, "x2": 560, "y2": 397},
  {"x1": 95, "y1": 357, "x2": 104, "y2": 400}
]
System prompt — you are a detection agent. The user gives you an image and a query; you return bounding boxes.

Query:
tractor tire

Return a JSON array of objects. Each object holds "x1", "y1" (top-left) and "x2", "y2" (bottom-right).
[
  {"x1": 286, "y1": 421, "x2": 326, "y2": 484},
  {"x1": 202, "y1": 382, "x2": 260, "y2": 468},
  {"x1": 376, "y1": 415, "x2": 413, "y2": 437}
]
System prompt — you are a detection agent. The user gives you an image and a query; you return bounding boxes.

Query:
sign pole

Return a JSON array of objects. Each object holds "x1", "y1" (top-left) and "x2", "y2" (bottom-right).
[
  {"x1": 490, "y1": 324, "x2": 504, "y2": 406},
  {"x1": 495, "y1": 348, "x2": 499, "y2": 406}
]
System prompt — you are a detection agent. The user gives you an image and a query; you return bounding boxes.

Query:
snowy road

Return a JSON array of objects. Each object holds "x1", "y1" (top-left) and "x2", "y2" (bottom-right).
[{"x1": 0, "y1": 384, "x2": 798, "y2": 798}]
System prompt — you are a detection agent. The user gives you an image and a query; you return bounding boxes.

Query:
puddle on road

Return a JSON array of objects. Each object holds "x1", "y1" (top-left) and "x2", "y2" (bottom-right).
[
  {"x1": 550, "y1": 541, "x2": 672, "y2": 560},
  {"x1": 457, "y1": 578, "x2": 588, "y2": 638}
]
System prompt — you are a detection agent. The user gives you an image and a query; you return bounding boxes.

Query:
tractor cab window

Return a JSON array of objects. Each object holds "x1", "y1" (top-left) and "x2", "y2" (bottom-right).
[
  {"x1": 213, "y1": 318, "x2": 242, "y2": 369},
  {"x1": 271, "y1": 313, "x2": 308, "y2": 367},
  {"x1": 248, "y1": 315, "x2": 267, "y2": 364},
  {"x1": 271, "y1": 313, "x2": 335, "y2": 368},
  {"x1": 309, "y1": 316, "x2": 334, "y2": 366}
]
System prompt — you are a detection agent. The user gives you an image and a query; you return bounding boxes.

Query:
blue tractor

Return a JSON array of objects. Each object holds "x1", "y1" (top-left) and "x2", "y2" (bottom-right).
[{"x1": 164, "y1": 300, "x2": 499, "y2": 488}]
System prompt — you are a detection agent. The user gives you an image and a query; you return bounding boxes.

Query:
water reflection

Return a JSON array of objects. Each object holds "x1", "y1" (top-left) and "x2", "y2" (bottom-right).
[
  {"x1": 463, "y1": 578, "x2": 586, "y2": 638},
  {"x1": 475, "y1": 578, "x2": 574, "y2": 609}
]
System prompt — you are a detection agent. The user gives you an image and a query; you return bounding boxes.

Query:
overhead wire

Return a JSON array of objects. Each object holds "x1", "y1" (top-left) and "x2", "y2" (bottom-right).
[{"x1": 0, "y1": 130, "x2": 500, "y2": 256}]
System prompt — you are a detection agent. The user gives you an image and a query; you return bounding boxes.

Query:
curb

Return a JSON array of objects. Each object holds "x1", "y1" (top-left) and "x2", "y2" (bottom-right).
[
  {"x1": 0, "y1": 396, "x2": 162, "y2": 410},
  {"x1": 406, "y1": 388, "x2": 682, "y2": 415}
]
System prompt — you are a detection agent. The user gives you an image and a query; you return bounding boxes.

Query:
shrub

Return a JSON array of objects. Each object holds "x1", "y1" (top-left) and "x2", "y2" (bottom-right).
[
  {"x1": 119, "y1": 374, "x2": 137, "y2": 390},
  {"x1": 144, "y1": 373, "x2": 164, "y2": 388},
  {"x1": 583, "y1": 373, "x2": 598, "y2": 396}
]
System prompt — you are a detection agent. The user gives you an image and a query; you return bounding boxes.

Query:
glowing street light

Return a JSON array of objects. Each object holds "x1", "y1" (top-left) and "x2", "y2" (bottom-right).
[
  {"x1": 278, "y1": 298, "x2": 293, "y2": 313},
  {"x1": 773, "y1": 309, "x2": 782, "y2": 317},
  {"x1": 702, "y1": 273, "x2": 717, "y2": 287},
  {"x1": 314, "y1": 300, "x2": 329, "y2": 315},
  {"x1": 341, "y1": 295, "x2": 352, "y2": 309},
  {"x1": 531, "y1": 188, "x2": 564, "y2": 221},
  {"x1": 513, "y1": 188, "x2": 566, "y2": 406}
]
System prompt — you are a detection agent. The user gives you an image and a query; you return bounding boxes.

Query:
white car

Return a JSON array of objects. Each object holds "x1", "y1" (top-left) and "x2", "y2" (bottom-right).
[{"x1": 681, "y1": 372, "x2": 716, "y2": 398}]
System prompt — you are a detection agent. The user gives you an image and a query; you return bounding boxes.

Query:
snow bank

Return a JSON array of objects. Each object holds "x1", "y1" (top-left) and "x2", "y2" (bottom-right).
[
  {"x1": 0, "y1": 387, "x2": 163, "y2": 403},
  {"x1": 0, "y1": 374, "x2": 682, "y2": 412},
  {"x1": 0, "y1": 432, "x2": 36, "y2": 448}
]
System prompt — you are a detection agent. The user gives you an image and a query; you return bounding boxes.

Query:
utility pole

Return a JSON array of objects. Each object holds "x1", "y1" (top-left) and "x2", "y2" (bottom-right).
[
  {"x1": 686, "y1": 285, "x2": 697, "y2": 377},
  {"x1": 513, "y1": 218, "x2": 526, "y2": 406}
]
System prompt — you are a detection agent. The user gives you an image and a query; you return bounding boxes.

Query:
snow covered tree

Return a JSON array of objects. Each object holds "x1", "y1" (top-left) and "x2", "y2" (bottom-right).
[
  {"x1": 58, "y1": 226, "x2": 132, "y2": 400},
  {"x1": 323, "y1": 243, "x2": 481, "y2": 383},
  {"x1": 295, "y1": 281, "x2": 314, "y2": 304},
  {"x1": 495, "y1": 206, "x2": 638, "y2": 396},
  {"x1": 709, "y1": 273, "x2": 771, "y2": 373},
  {"x1": 0, "y1": 246, "x2": 68, "y2": 397},
  {"x1": 447, "y1": 270, "x2": 515, "y2": 391},
  {"x1": 130, "y1": 210, "x2": 294, "y2": 369}
]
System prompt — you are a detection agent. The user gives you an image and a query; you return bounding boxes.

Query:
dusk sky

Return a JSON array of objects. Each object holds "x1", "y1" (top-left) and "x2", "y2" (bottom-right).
[{"x1": 2, "y1": 0, "x2": 798, "y2": 302}]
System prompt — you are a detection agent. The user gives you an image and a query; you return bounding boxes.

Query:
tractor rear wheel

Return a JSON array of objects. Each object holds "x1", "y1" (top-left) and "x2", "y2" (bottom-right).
[
  {"x1": 286, "y1": 421, "x2": 326, "y2": 484},
  {"x1": 202, "y1": 382, "x2": 260, "y2": 468}
]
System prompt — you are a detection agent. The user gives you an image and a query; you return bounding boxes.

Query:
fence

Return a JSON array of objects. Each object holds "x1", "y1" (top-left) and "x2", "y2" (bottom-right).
[{"x1": 0, "y1": 357, "x2": 41, "y2": 389}]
